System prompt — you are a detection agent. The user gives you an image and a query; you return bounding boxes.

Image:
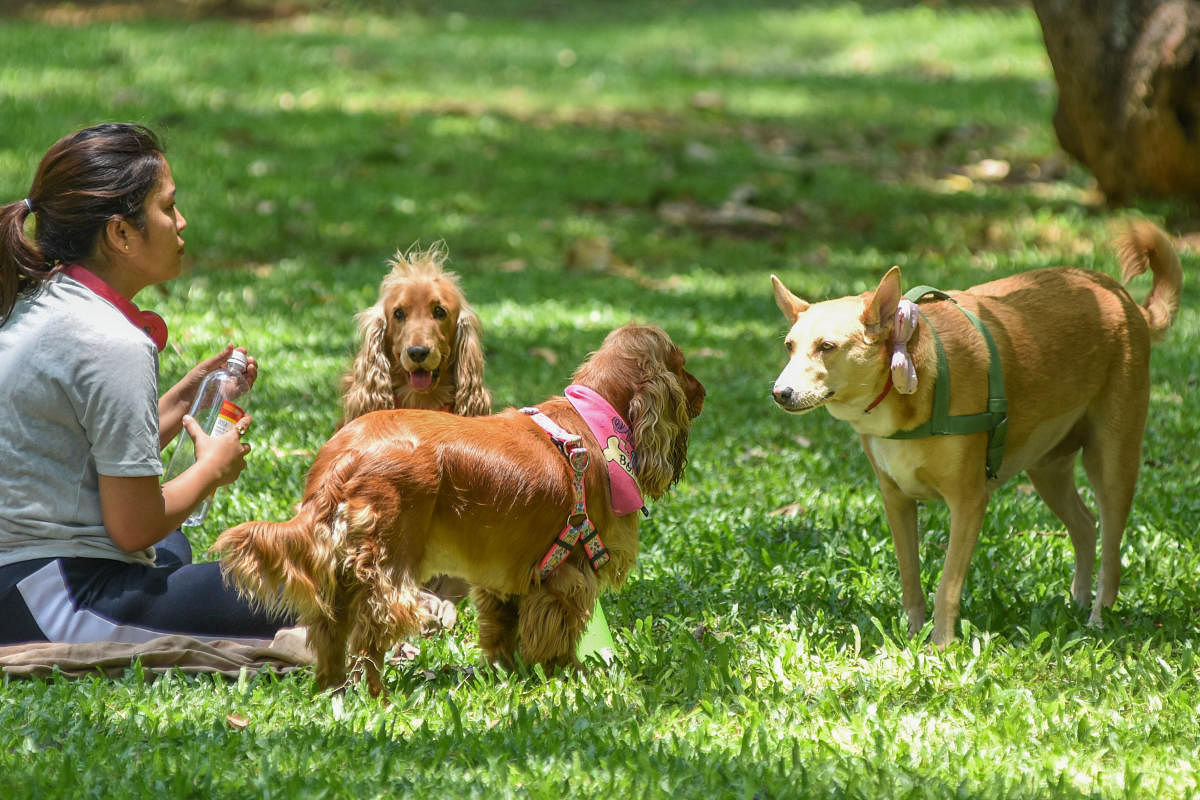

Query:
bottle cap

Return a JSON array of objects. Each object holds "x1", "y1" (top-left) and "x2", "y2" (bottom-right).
[{"x1": 226, "y1": 350, "x2": 248, "y2": 372}]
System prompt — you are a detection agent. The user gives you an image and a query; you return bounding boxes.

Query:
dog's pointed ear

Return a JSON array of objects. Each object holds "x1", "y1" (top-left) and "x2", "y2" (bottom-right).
[
  {"x1": 862, "y1": 266, "x2": 902, "y2": 338},
  {"x1": 771, "y1": 275, "x2": 809, "y2": 324}
]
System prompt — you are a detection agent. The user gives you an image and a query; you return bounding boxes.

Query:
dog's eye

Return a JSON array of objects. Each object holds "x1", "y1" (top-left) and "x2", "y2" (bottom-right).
[
  {"x1": 433, "y1": 305, "x2": 447, "y2": 320},
  {"x1": 817, "y1": 340, "x2": 837, "y2": 353},
  {"x1": 392, "y1": 308, "x2": 406, "y2": 322}
]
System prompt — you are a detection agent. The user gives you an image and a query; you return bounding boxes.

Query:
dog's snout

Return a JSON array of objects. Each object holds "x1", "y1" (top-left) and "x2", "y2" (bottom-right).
[
  {"x1": 407, "y1": 346, "x2": 431, "y2": 363},
  {"x1": 773, "y1": 385, "x2": 793, "y2": 405}
]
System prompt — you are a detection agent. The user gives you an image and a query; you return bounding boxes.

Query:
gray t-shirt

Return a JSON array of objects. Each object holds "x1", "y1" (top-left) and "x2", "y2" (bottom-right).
[{"x1": 0, "y1": 272, "x2": 162, "y2": 567}]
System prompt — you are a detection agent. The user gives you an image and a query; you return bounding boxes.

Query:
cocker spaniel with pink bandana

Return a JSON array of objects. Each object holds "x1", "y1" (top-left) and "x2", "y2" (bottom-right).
[{"x1": 214, "y1": 324, "x2": 704, "y2": 696}]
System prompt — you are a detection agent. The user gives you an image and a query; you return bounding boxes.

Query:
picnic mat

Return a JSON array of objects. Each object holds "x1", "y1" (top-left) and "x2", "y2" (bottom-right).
[
  {"x1": 0, "y1": 590, "x2": 459, "y2": 680},
  {"x1": 0, "y1": 626, "x2": 314, "y2": 680}
]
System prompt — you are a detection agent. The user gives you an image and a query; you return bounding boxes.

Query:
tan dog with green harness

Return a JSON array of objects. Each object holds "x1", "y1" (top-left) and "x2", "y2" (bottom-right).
[{"x1": 770, "y1": 222, "x2": 1181, "y2": 646}]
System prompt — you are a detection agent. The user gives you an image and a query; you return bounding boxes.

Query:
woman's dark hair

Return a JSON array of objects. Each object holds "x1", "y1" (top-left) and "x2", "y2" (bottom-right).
[{"x1": 0, "y1": 122, "x2": 165, "y2": 323}]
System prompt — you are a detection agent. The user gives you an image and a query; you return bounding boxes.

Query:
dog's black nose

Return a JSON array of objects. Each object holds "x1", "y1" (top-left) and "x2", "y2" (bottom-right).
[
  {"x1": 407, "y1": 346, "x2": 431, "y2": 363},
  {"x1": 773, "y1": 386, "x2": 792, "y2": 404}
]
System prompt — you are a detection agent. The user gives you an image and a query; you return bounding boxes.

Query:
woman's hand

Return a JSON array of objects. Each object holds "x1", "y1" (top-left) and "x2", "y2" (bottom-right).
[
  {"x1": 189, "y1": 345, "x2": 257, "y2": 392},
  {"x1": 158, "y1": 344, "x2": 259, "y2": 447},
  {"x1": 183, "y1": 411, "x2": 253, "y2": 489}
]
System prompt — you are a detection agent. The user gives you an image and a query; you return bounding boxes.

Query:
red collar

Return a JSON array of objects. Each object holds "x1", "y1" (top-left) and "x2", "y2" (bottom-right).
[
  {"x1": 394, "y1": 398, "x2": 455, "y2": 414},
  {"x1": 62, "y1": 265, "x2": 168, "y2": 352},
  {"x1": 864, "y1": 370, "x2": 893, "y2": 414}
]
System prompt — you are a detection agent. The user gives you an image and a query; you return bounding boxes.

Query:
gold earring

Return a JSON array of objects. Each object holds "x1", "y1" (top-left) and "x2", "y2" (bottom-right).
[{"x1": 124, "y1": 244, "x2": 129, "y2": 251}]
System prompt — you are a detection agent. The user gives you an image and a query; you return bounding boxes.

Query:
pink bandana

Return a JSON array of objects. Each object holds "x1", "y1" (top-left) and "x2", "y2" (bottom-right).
[
  {"x1": 565, "y1": 384, "x2": 644, "y2": 516},
  {"x1": 63, "y1": 264, "x2": 169, "y2": 352}
]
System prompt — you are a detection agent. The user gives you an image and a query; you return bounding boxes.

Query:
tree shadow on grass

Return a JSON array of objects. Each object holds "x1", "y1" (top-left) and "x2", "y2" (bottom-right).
[
  {"x1": 0, "y1": 0, "x2": 1037, "y2": 23},
  {"x1": 0, "y1": 22, "x2": 1100, "y2": 287}
]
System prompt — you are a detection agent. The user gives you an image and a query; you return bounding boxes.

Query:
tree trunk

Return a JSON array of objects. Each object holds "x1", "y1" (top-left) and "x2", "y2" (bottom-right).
[{"x1": 1032, "y1": 0, "x2": 1200, "y2": 204}]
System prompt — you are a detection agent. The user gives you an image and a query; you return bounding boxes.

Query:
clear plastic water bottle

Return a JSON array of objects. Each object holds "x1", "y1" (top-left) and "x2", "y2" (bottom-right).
[{"x1": 162, "y1": 350, "x2": 251, "y2": 527}]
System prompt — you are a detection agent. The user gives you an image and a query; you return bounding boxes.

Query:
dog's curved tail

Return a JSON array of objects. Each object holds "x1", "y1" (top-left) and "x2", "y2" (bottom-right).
[
  {"x1": 212, "y1": 509, "x2": 337, "y2": 622},
  {"x1": 1116, "y1": 221, "x2": 1183, "y2": 343},
  {"x1": 211, "y1": 453, "x2": 360, "y2": 623}
]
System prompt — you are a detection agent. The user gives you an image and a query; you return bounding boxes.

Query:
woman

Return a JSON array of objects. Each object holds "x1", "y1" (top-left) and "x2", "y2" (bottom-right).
[{"x1": 0, "y1": 123, "x2": 292, "y2": 644}]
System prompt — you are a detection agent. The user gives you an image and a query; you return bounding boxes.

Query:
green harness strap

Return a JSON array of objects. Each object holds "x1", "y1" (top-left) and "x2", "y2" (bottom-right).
[{"x1": 884, "y1": 286, "x2": 1008, "y2": 480}]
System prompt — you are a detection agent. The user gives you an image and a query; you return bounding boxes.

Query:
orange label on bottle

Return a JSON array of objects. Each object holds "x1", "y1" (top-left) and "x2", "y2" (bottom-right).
[
  {"x1": 210, "y1": 400, "x2": 246, "y2": 437},
  {"x1": 218, "y1": 400, "x2": 245, "y2": 424}
]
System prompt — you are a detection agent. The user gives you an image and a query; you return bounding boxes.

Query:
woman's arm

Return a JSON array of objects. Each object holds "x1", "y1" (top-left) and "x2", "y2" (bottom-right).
[{"x1": 101, "y1": 414, "x2": 252, "y2": 552}]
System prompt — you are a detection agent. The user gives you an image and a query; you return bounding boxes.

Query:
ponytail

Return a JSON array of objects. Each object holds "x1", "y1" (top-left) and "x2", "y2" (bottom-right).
[{"x1": 0, "y1": 198, "x2": 53, "y2": 324}]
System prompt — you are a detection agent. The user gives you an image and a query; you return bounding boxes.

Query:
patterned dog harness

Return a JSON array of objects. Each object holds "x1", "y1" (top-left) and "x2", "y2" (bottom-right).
[
  {"x1": 884, "y1": 286, "x2": 1009, "y2": 480},
  {"x1": 522, "y1": 406, "x2": 612, "y2": 582}
]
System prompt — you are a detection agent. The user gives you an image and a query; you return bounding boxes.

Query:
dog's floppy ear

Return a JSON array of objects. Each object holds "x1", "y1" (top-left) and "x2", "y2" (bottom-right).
[
  {"x1": 629, "y1": 365, "x2": 692, "y2": 500},
  {"x1": 771, "y1": 275, "x2": 809, "y2": 325},
  {"x1": 862, "y1": 266, "x2": 903, "y2": 339},
  {"x1": 451, "y1": 305, "x2": 492, "y2": 416},
  {"x1": 342, "y1": 304, "x2": 394, "y2": 423}
]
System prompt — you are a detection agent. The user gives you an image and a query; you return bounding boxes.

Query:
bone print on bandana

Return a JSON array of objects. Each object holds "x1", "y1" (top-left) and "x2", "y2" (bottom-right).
[{"x1": 565, "y1": 384, "x2": 644, "y2": 516}]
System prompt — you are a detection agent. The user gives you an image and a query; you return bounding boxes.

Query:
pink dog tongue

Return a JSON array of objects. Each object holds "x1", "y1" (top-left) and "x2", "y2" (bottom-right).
[{"x1": 410, "y1": 370, "x2": 433, "y2": 390}]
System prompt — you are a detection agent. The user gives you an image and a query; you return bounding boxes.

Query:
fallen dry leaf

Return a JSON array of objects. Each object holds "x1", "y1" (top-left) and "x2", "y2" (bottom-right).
[
  {"x1": 387, "y1": 642, "x2": 421, "y2": 664},
  {"x1": 529, "y1": 347, "x2": 558, "y2": 365},
  {"x1": 769, "y1": 503, "x2": 807, "y2": 518}
]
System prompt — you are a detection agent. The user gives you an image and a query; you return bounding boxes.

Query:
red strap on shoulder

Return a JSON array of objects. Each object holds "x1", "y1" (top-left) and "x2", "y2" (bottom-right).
[{"x1": 62, "y1": 265, "x2": 168, "y2": 352}]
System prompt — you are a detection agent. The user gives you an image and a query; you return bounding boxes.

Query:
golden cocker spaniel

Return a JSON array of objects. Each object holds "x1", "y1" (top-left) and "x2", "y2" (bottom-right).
[
  {"x1": 342, "y1": 245, "x2": 490, "y2": 422},
  {"x1": 214, "y1": 324, "x2": 705, "y2": 696}
]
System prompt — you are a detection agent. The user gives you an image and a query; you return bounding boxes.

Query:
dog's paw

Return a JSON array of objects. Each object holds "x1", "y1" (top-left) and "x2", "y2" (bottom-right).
[{"x1": 418, "y1": 590, "x2": 459, "y2": 634}]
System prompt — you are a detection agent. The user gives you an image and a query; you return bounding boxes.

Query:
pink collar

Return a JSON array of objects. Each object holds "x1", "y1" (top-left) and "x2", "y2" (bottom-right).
[
  {"x1": 62, "y1": 265, "x2": 168, "y2": 352},
  {"x1": 565, "y1": 384, "x2": 644, "y2": 516}
]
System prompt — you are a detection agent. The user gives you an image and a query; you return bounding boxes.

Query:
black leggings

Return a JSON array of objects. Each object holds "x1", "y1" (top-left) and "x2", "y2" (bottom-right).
[{"x1": 0, "y1": 531, "x2": 293, "y2": 645}]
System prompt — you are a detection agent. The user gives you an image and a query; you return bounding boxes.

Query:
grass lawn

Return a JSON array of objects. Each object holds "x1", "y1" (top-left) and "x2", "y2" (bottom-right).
[{"x1": 2, "y1": 1, "x2": 1198, "y2": 797}]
